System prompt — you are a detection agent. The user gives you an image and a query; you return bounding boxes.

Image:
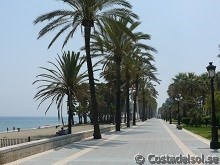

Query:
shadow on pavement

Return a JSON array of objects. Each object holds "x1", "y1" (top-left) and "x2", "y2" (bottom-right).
[{"x1": 210, "y1": 149, "x2": 220, "y2": 153}]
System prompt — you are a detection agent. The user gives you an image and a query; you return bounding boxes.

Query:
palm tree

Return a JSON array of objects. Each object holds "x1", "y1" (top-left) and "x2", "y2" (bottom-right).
[
  {"x1": 122, "y1": 57, "x2": 134, "y2": 127},
  {"x1": 120, "y1": 47, "x2": 137, "y2": 127},
  {"x1": 90, "y1": 18, "x2": 134, "y2": 131},
  {"x1": 120, "y1": 29, "x2": 159, "y2": 126},
  {"x1": 74, "y1": 83, "x2": 90, "y2": 124},
  {"x1": 131, "y1": 63, "x2": 157, "y2": 125},
  {"x1": 142, "y1": 80, "x2": 158, "y2": 120},
  {"x1": 121, "y1": 59, "x2": 156, "y2": 125},
  {"x1": 33, "y1": 0, "x2": 138, "y2": 139},
  {"x1": 99, "y1": 62, "x2": 117, "y2": 123},
  {"x1": 33, "y1": 51, "x2": 87, "y2": 134},
  {"x1": 169, "y1": 72, "x2": 205, "y2": 117},
  {"x1": 129, "y1": 47, "x2": 159, "y2": 125},
  {"x1": 91, "y1": 17, "x2": 159, "y2": 130}
]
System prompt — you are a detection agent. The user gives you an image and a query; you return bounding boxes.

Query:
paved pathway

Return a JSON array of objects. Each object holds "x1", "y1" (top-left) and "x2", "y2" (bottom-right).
[{"x1": 7, "y1": 119, "x2": 220, "y2": 165}]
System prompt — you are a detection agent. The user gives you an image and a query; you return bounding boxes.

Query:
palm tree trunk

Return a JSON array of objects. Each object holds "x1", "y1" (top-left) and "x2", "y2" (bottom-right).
[
  {"x1": 133, "y1": 81, "x2": 139, "y2": 125},
  {"x1": 115, "y1": 60, "x2": 121, "y2": 131},
  {"x1": 149, "y1": 108, "x2": 152, "y2": 118},
  {"x1": 83, "y1": 112, "x2": 87, "y2": 124},
  {"x1": 145, "y1": 102, "x2": 148, "y2": 120},
  {"x1": 142, "y1": 90, "x2": 145, "y2": 122},
  {"x1": 126, "y1": 71, "x2": 130, "y2": 127},
  {"x1": 72, "y1": 105, "x2": 75, "y2": 125},
  {"x1": 67, "y1": 93, "x2": 73, "y2": 134},
  {"x1": 124, "y1": 105, "x2": 126, "y2": 123},
  {"x1": 84, "y1": 26, "x2": 101, "y2": 139}
]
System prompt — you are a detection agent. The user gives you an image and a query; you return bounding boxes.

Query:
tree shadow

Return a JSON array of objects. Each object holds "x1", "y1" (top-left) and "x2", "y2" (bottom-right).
[
  {"x1": 63, "y1": 137, "x2": 129, "y2": 150},
  {"x1": 210, "y1": 149, "x2": 220, "y2": 153},
  {"x1": 52, "y1": 123, "x2": 151, "y2": 152},
  {"x1": 197, "y1": 148, "x2": 220, "y2": 154},
  {"x1": 52, "y1": 130, "x2": 131, "y2": 151}
]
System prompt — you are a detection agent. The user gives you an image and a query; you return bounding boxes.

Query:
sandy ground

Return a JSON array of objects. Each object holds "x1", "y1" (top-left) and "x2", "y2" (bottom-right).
[{"x1": 0, "y1": 124, "x2": 96, "y2": 139}]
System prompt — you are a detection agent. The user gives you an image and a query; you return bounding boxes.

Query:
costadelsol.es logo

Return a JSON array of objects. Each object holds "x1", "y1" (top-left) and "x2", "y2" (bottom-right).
[{"x1": 134, "y1": 153, "x2": 145, "y2": 165}]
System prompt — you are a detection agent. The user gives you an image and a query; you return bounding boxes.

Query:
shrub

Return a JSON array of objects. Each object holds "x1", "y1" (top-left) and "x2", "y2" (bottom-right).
[
  {"x1": 217, "y1": 118, "x2": 220, "y2": 127},
  {"x1": 203, "y1": 116, "x2": 211, "y2": 126},
  {"x1": 189, "y1": 116, "x2": 203, "y2": 127},
  {"x1": 182, "y1": 117, "x2": 190, "y2": 126}
]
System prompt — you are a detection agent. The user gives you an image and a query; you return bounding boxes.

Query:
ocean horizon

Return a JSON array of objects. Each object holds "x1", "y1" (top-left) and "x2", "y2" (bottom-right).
[{"x1": 0, "y1": 116, "x2": 79, "y2": 133}]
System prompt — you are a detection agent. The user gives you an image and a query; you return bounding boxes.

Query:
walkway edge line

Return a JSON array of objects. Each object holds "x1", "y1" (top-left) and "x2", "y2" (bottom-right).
[{"x1": 160, "y1": 120, "x2": 195, "y2": 156}]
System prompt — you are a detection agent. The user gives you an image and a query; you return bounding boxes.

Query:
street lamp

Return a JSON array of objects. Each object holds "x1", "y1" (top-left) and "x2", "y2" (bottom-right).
[
  {"x1": 206, "y1": 62, "x2": 220, "y2": 149},
  {"x1": 165, "y1": 109, "x2": 168, "y2": 122},
  {"x1": 169, "y1": 106, "x2": 172, "y2": 124},
  {"x1": 161, "y1": 110, "x2": 165, "y2": 120},
  {"x1": 176, "y1": 94, "x2": 182, "y2": 128},
  {"x1": 163, "y1": 110, "x2": 166, "y2": 121}
]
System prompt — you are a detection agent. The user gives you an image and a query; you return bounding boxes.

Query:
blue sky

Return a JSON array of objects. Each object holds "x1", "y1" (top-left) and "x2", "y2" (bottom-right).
[{"x1": 0, "y1": 0, "x2": 220, "y2": 117}]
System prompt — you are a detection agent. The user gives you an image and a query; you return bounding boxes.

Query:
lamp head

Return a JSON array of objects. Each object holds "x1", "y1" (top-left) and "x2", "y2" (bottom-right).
[{"x1": 206, "y1": 62, "x2": 216, "y2": 78}]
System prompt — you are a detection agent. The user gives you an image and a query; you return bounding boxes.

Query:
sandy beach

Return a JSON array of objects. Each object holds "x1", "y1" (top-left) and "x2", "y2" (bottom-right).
[{"x1": 0, "y1": 124, "x2": 95, "y2": 139}]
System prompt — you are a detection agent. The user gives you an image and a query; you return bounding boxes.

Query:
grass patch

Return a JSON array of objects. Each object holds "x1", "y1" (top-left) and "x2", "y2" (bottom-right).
[{"x1": 183, "y1": 125, "x2": 220, "y2": 141}]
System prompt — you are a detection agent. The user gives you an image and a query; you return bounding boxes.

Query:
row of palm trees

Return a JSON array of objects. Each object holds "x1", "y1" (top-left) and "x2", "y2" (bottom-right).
[
  {"x1": 159, "y1": 72, "x2": 220, "y2": 126},
  {"x1": 33, "y1": 0, "x2": 160, "y2": 139}
]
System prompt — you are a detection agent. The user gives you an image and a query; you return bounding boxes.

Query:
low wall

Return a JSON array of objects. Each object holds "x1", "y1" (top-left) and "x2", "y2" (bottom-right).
[{"x1": 0, "y1": 124, "x2": 119, "y2": 164}]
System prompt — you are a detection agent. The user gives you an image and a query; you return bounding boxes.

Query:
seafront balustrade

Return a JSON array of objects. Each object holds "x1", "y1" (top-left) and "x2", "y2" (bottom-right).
[
  {"x1": 0, "y1": 138, "x2": 29, "y2": 147},
  {"x1": 0, "y1": 135, "x2": 54, "y2": 148}
]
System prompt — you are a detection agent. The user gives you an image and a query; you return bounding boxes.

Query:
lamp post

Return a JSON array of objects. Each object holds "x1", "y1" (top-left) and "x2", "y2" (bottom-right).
[
  {"x1": 165, "y1": 109, "x2": 168, "y2": 122},
  {"x1": 169, "y1": 106, "x2": 172, "y2": 124},
  {"x1": 206, "y1": 62, "x2": 220, "y2": 149},
  {"x1": 176, "y1": 94, "x2": 182, "y2": 129},
  {"x1": 163, "y1": 110, "x2": 166, "y2": 121}
]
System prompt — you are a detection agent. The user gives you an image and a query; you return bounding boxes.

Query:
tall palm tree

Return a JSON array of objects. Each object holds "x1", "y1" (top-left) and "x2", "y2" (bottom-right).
[
  {"x1": 99, "y1": 61, "x2": 118, "y2": 122},
  {"x1": 120, "y1": 28, "x2": 159, "y2": 126},
  {"x1": 91, "y1": 17, "x2": 158, "y2": 129},
  {"x1": 129, "y1": 47, "x2": 159, "y2": 125},
  {"x1": 141, "y1": 80, "x2": 158, "y2": 120},
  {"x1": 33, "y1": 51, "x2": 87, "y2": 134},
  {"x1": 169, "y1": 72, "x2": 203, "y2": 117},
  {"x1": 120, "y1": 47, "x2": 136, "y2": 127},
  {"x1": 33, "y1": 0, "x2": 138, "y2": 139},
  {"x1": 74, "y1": 83, "x2": 90, "y2": 124},
  {"x1": 91, "y1": 18, "x2": 142, "y2": 131}
]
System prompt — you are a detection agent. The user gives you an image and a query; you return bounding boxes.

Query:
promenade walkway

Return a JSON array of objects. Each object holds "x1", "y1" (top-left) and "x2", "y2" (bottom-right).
[{"x1": 8, "y1": 119, "x2": 220, "y2": 165}]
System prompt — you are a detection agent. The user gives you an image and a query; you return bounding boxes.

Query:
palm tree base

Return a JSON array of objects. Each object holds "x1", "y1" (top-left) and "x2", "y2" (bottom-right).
[
  {"x1": 93, "y1": 133, "x2": 102, "y2": 139},
  {"x1": 116, "y1": 123, "x2": 121, "y2": 131}
]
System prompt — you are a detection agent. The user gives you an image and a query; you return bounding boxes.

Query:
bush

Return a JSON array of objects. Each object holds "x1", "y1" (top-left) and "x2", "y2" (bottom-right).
[
  {"x1": 189, "y1": 116, "x2": 203, "y2": 127},
  {"x1": 196, "y1": 116, "x2": 203, "y2": 127},
  {"x1": 217, "y1": 118, "x2": 220, "y2": 127},
  {"x1": 203, "y1": 116, "x2": 211, "y2": 126},
  {"x1": 189, "y1": 117, "x2": 196, "y2": 126},
  {"x1": 182, "y1": 117, "x2": 190, "y2": 126},
  {"x1": 208, "y1": 117, "x2": 219, "y2": 125}
]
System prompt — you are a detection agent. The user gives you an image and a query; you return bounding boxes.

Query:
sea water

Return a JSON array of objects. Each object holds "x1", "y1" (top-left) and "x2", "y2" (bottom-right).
[{"x1": 0, "y1": 116, "x2": 79, "y2": 133}]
